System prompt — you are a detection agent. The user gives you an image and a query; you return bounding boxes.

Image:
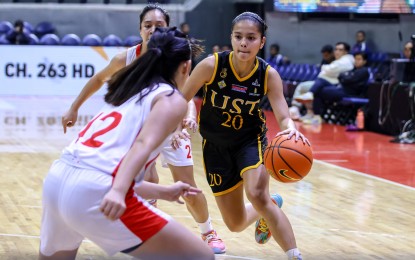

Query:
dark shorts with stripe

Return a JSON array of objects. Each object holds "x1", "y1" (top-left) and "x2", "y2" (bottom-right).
[{"x1": 202, "y1": 135, "x2": 268, "y2": 196}]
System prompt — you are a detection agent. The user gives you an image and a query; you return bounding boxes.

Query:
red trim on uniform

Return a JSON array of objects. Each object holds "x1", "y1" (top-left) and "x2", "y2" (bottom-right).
[
  {"x1": 145, "y1": 154, "x2": 159, "y2": 170},
  {"x1": 136, "y1": 44, "x2": 142, "y2": 58},
  {"x1": 109, "y1": 126, "x2": 167, "y2": 242},
  {"x1": 120, "y1": 190, "x2": 168, "y2": 242}
]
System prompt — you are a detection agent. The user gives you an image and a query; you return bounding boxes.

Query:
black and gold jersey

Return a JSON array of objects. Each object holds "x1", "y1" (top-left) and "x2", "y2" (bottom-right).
[{"x1": 199, "y1": 51, "x2": 270, "y2": 146}]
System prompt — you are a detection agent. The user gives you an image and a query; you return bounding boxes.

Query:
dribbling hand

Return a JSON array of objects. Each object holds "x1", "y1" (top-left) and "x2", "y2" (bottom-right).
[{"x1": 276, "y1": 128, "x2": 311, "y2": 146}]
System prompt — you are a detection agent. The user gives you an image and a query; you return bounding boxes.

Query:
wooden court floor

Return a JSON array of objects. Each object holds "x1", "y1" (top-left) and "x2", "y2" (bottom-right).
[{"x1": 0, "y1": 96, "x2": 414, "y2": 259}]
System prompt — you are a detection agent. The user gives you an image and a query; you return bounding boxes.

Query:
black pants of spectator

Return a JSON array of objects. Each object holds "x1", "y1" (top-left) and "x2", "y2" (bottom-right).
[{"x1": 310, "y1": 78, "x2": 348, "y2": 115}]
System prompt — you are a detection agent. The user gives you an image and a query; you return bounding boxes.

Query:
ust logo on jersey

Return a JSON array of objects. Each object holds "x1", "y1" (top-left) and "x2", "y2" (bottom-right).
[
  {"x1": 208, "y1": 173, "x2": 222, "y2": 187},
  {"x1": 218, "y1": 80, "x2": 226, "y2": 89}
]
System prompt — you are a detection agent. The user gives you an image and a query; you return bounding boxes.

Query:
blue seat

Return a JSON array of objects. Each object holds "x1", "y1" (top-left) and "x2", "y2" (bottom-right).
[
  {"x1": 35, "y1": 21, "x2": 56, "y2": 38},
  {"x1": 61, "y1": 33, "x2": 81, "y2": 46},
  {"x1": 103, "y1": 34, "x2": 123, "y2": 46},
  {"x1": 23, "y1": 21, "x2": 34, "y2": 34},
  {"x1": 28, "y1": 34, "x2": 39, "y2": 45},
  {"x1": 82, "y1": 34, "x2": 102, "y2": 46},
  {"x1": 0, "y1": 21, "x2": 13, "y2": 35},
  {"x1": 0, "y1": 34, "x2": 10, "y2": 45},
  {"x1": 340, "y1": 97, "x2": 369, "y2": 106},
  {"x1": 40, "y1": 34, "x2": 60, "y2": 45},
  {"x1": 123, "y1": 35, "x2": 142, "y2": 47}
]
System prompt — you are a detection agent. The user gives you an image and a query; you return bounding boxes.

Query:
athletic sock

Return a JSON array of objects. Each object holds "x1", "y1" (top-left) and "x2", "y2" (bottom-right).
[
  {"x1": 198, "y1": 216, "x2": 214, "y2": 234},
  {"x1": 286, "y1": 248, "x2": 302, "y2": 259}
]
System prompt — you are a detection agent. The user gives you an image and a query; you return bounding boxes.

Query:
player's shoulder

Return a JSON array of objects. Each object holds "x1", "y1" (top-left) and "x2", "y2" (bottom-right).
[
  {"x1": 110, "y1": 50, "x2": 128, "y2": 68},
  {"x1": 154, "y1": 87, "x2": 187, "y2": 113}
]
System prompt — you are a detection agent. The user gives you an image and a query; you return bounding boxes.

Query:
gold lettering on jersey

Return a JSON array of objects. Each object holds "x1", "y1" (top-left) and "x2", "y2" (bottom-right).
[
  {"x1": 209, "y1": 173, "x2": 222, "y2": 186},
  {"x1": 220, "y1": 68, "x2": 227, "y2": 78},
  {"x1": 222, "y1": 112, "x2": 244, "y2": 130},
  {"x1": 211, "y1": 90, "x2": 230, "y2": 109},
  {"x1": 246, "y1": 100, "x2": 260, "y2": 115},
  {"x1": 229, "y1": 98, "x2": 243, "y2": 114}
]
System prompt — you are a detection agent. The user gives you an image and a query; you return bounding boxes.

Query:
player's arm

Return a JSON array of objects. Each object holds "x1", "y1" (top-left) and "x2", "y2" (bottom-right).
[
  {"x1": 134, "y1": 181, "x2": 201, "y2": 203},
  {"x1": 62, "y1": 51, "x2": 127, "y2": 133},
  {"x1": 171, "y1": 99, "x2": 197, "y2": 149},
  {"x1": 183, "y1": 99, "x2": 197, "y2": 132},
  {"x1": 181, "y1": 55, "x2": 216, "y2": 102},
  {"x1": 266, "y1": 67, "x2": 309, "y2": 144},
  {"x1": 100, "y1": 90, "x2": 188, "y2": 220}
]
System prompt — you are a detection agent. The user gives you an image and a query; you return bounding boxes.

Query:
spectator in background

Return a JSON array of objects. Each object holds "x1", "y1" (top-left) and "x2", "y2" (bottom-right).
[
  {"x1": 351, "y1": 30, "x2": 371, "y2": 55},
  {"x1": 221, "y1": 44, "x2": 231, "y2": 51},
  {"x1": 288, "y1": 44, "x2": 335, "y2": 120},
  {"x1": 6, "y1": 20, "x2": 30, "y2": 45},
  {"x1": 295, "y1": 42, "x2": 355, "y2": 124},
  {"x1": 211, "y1": 44, "x2": 221, "y2": 54},
  {"x1": 320, "y1": 44, "x2": 335, "y2": 66},
  {"x1": 266, "y1": 43, "x2": 289, "y2": 68},
  {"x1": 180, "y1": 22, "x2": 190, "y2": 36},
  {"x1": 403, "y1": 41, "x2": 413, "y2": 59}
]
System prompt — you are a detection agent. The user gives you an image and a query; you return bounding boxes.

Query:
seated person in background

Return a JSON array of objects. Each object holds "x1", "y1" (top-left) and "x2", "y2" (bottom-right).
[
  {"x1": 337, "y1": 52, "x2": 370, "y2": 97},
  {"x1": 288, "y1": 44, "x2": 335, "y2": 120},
  {"x1": 221, "y1": 44, "x2": 232, "y2": 51},
  {"x1": 6, "y1": 20, "x2": 30, "y2": 45},
  {"x1": 266, "y1": 43, "x2": 289, "y2": 68},
  {"x1": 297, "y1": 52, "x2": 369, "y2": 125},
  {"x1": 210, "y1": 44, "x2": 221, "y2": 55},
  {"x1": 351, "y1": 30, "x2": 371, "y2": 55},
  {"x1": 295, "y1": 42, "x2": 355, "y2": 124},
  {"x1": 320, "y1": 44, "x2": 335, "y2": 66}
]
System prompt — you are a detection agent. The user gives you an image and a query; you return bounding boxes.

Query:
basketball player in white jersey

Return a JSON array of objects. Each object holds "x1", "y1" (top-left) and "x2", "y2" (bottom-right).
[
  {"x1": 39, "y1": 27, "x2": 214, "y2": 260},
  {"x1": 61, "y1": 3, "x2": 226, "y2": 254}
]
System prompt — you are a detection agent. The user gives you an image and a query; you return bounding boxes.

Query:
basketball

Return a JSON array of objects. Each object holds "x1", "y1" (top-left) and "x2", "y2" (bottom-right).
[{"x1": 264, "y1": 134, "x2": 313, "y2": 183}]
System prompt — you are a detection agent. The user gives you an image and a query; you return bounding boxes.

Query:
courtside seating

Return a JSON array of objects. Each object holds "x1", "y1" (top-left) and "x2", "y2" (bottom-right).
[
  {"x1": 123, "y1": 35, "x2": 142, "y2": 47},
  {"x1": 103, "y1": 34, "x2": 123, "y2": 46},
  {"x1": 82, "y1": 34, "x2": 102, "y2": 46},
  {"x1": 35, "y1": 21, "x2": 56, "y2": 38},
  {"x1": 39, "y1": 34, "x2": 60, "y2": 45},
  {"x1": 0, "y1": 35, "x2": 10, "y2": 45},
  {"x1": 28, "y1": 34, "x2": 39, "y2": 45},
  {"x1": 0, "y1": 21, "x2": 13, "y2": 35},
  {"x1": 23, "y1": 21, "x2": 34, "y2": 34},
  {"x1": 61, "y1": 33, "x2": 82, "y2": 46}
]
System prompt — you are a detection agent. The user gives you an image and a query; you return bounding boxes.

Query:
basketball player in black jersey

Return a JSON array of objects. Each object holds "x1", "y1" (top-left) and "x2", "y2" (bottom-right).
[{"x1": 180, "y1": 12, "x2": 309, "y2": 260}]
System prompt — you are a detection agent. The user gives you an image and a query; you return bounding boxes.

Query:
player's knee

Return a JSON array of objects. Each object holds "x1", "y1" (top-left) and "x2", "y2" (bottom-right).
[
  {"x1": 223, "y1": 218, "x2": 245, "y2": 232},
  {"x1": 245, "y1": 188, "x2": 268, "y2": 209}
]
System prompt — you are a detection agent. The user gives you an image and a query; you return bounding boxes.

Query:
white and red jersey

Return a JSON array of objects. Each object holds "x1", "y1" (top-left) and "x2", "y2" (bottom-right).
[
  {"x1": 61, "y1": 84, "x2": 175, "y2": 182},
  {"x1": 126, "y1": 44, "x2": 141, "y2": 65}
]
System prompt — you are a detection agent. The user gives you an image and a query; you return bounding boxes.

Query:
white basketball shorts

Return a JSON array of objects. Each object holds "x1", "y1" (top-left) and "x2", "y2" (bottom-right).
[
  {"x1": 40, "y1": 160, "x2": 171, "y2": 256},
  {"x1": 159, "y1": 131, "x2": 194, "y2": 168}
]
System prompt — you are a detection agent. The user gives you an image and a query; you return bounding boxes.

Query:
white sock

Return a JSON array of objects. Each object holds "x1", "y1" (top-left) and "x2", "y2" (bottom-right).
[
  {"x1": 286, "y1": 248, "x2": 302, "y2": 259},
  {"x1": 198, "y1": 216, "x2": 214, "y2": 235}
]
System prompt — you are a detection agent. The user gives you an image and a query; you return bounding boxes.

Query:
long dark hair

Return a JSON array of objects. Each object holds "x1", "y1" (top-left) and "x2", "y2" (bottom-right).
[{"x1": 105, "y1": 27, "x2": 203, "y2": 106}]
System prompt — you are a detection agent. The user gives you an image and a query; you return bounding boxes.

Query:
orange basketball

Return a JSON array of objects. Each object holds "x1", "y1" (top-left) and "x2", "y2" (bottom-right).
[{"x1": 264, "y1": 134, "x2": 313, "y2": 183}]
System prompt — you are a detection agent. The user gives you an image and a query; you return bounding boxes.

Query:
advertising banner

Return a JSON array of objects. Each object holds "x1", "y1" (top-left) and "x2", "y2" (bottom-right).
[{"x1": 0, "y1": 45, "x2": 125, "y2": 95}]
